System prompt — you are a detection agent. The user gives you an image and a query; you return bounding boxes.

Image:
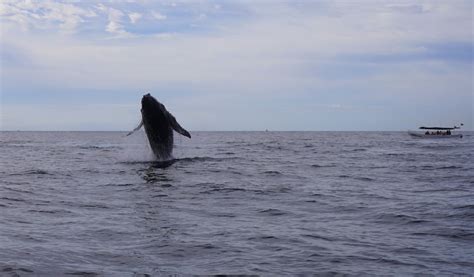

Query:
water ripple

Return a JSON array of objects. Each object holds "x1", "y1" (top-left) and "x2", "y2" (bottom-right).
[{"x1": 0, "y1": 131, "x2": 472, "y2": 275}]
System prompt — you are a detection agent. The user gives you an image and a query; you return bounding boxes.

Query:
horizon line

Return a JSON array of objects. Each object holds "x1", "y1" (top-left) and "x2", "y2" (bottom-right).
[{"x1": 1, "y1": 129, "x2": 472, "y2": 132}]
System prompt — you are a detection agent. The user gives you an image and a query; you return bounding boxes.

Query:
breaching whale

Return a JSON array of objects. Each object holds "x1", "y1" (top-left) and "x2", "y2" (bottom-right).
[{"x1": 127, "y1": 93, "x2": 191, "y2": 160}]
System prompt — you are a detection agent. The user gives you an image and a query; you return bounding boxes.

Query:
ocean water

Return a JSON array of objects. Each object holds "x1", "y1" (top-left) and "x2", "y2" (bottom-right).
[{"x1": 0, "y1": 131, "x2": 473, "y2": 275}]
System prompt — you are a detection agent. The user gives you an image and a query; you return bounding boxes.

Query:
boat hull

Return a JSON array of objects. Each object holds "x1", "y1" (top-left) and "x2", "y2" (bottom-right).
[{"x1": 408, "y1": 131, "x2": 463, "y2": 139}]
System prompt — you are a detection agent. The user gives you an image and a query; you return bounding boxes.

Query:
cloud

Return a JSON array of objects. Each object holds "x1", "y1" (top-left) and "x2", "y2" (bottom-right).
[
  {"x1": 1, "y1": 1, "x2": 472, "y2": 130},
  {"x1": 151, "y1": 11, "x2": 166, "y2": 21},
  {"x1": 3, "y1": 2, "x2": 471, "y2": 83},
  {"x1": 128, "y1": 12, "x2": 141, "y2": 24},
  {"x1": 0, "y1": 0, "x2": 96, "y2": 33},
  {"x1": 2, "y1": 1, "x2": 472, "y2": 94},
  {"x1": 95, "y1": 4, "x2": 129, "y2": 37}
]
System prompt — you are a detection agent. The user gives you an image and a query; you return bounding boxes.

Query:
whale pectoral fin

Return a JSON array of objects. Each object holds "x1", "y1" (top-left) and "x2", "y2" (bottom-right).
[
  {"x1": 167, "y1": 112, "x2": 191, "y2": 138},
  {"x1": 126, "y1": 120, "x2": 143, "y2": 136}
]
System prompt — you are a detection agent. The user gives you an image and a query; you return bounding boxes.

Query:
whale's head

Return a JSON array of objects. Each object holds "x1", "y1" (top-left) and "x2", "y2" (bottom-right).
[
  {"x1": 141, "y1": 93, "x2": 168, "y2": 123},
  {"x1": 141, "y1": 93, "x2": 159, "y2": 110},
  {"x1": 141, "y1": 93, "x2": 166, "y2": 116},
  {"x1": 140, "y1": 93, "x2": 191, "y2": 140}
]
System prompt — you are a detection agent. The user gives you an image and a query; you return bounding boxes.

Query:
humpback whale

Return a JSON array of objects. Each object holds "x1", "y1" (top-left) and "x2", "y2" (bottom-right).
[{"x1": 127, "y1": 93, "x2": 191, "y2": 160}]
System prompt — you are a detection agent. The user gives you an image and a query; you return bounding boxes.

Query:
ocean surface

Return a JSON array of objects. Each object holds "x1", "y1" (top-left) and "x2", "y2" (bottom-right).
[{"x1": 0, "y1": 131, "x2": 473, "y2": 275}]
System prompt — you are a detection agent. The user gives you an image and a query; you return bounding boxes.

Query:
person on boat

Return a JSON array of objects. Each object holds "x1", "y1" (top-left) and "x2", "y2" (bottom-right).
[
  {"x1": 425, "y1": 131, "x2": 430, "y2": 135},
  {"x1": 447, "y1": 130, "x2": 451, "y2": 135}
]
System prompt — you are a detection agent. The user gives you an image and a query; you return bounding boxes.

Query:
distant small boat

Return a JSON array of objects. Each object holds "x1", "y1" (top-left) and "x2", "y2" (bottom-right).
[{"x1": 408, "y1": 124, "x2": 463, "y2": 139}]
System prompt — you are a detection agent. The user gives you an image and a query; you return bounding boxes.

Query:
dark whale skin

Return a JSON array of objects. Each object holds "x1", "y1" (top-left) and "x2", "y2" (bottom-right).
[{"x1": 140, "y1": 93, "x2": 191, "y2": 160}]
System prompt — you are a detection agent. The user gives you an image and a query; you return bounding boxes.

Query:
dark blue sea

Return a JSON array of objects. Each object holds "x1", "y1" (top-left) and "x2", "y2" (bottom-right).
[{"x1": 1, "y1": 131, "x2": 473, "y2": 275}]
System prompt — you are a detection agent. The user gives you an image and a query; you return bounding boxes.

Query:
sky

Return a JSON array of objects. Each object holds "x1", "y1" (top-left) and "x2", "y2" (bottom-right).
[{"x1": 0, "y1": 0, "x2": 472, "y2": 131}]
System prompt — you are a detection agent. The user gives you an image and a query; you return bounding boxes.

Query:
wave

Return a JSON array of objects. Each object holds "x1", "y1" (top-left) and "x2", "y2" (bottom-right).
[
  {"x1": 351, "y1": 148, "x2": 368, "y2": 152},
  {"x1": 1, "y1": 266, "x2": 34, "y2": 274},
  {"x1": 200, "y1": 186, "x2": 266, "y2": 195},
  {"x1": 258, "y1": 208, "x2": 288, "y2": 216},
  {"x1": 121, "y1": 156, "x2": 242, "y2": 168},
  {"x1": 412, "y1": 228, "x2": 474, "y2": 241},
  {"x1": 337, "y1": 175, "x2": 374, "y2": 181},
  {"x1": 263, "y1": 170, "x2": 282, "y2": 176},
  {"x1": 454, "y1": 204, "x2": 474, "y2": 210},
  {"x1": 8, "y1": 169, "x2": 53, "y2": 176},
  {"x1": 77, "y1": 145, "x2": 121, "y2": 150},
  {"x1": 0, "y1": 196, "x2": 25, "y2": 202},
  {"x1": 311, "y1": 164, "x2": 337, "y2": 168},
  {"x1": 64, "y1": 270, "x2": 99, "y2": 276},
  {"x1": 302, "y1": 233, "x2": 334, "y2": 242},
  {"x1": 420, "y1": 165, "x2": 464, "y2": 170},
  {"x1": 354, "y1": 177, "x2": 375, "y2": 182},
  {"x1": 373, "y1": 213, "x2": 429, "y2": 225},
  {"x1": 27, "y1": 209, "x2": 74, "y2": 215},
  {"x1": 201, "y1": 187, "x2": 246, "y2": 193}
]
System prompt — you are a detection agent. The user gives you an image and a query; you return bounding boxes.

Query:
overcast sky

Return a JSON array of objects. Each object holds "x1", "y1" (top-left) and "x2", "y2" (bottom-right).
[{"x1": 1, "y1": 0, "x2": 472, "y2": 131}]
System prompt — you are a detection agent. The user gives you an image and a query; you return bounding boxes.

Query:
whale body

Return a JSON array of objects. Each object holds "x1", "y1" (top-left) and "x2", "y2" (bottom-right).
[{"x1": 127, "y1": 93, "x2": 191, "y2": 160}]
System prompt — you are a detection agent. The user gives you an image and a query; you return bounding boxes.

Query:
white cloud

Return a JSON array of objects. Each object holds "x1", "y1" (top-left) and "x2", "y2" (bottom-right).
[
  {"x1": 105, "y1": 8, "x2": 124, "y2": 34},
  {"x1": 0, "y1": 0, "x2": 96, "y2": 33},
  {"x1": 94, "y1": 4, "x2": 130, "y2": 37},
  {"x1": 2, "y1": 1, "x2": 471, "y2": 91},
  {"x1": 151, "y1": 10, "x2": 166, "y2": 20},
  {"x1": 128, "y1": 12, "x2": 141, "y2": 24},
  {"x1": 1, "y1": 1, "x2": 472, "y2": 130}
]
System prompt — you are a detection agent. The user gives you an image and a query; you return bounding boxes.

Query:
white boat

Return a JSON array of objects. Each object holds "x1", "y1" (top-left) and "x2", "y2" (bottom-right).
[{"x1": 408, "y1": 124, "x2": 463, "y2": 139}]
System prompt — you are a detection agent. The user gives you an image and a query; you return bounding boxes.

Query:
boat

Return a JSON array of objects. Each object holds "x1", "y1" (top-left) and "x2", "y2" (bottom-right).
[{"x1": 408, "y1": 124, "x2": 463, "y2": 139}]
